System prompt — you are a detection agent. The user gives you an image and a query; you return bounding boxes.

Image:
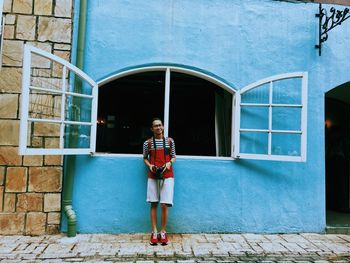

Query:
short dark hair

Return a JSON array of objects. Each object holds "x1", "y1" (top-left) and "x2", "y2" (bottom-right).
[{"x1": 151, "y1": 117, "x2": 163, "y2": 127}]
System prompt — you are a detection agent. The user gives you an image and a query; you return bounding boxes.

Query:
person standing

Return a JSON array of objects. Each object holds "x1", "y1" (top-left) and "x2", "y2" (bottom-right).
[{"x1": 143, "y1": 118, "x2": 176, "y2": 245}]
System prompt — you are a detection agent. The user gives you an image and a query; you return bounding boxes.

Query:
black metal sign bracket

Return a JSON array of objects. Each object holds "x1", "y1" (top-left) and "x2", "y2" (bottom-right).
[{"x1": 315, "y1": 3, "x2": 350, "y2": 56}]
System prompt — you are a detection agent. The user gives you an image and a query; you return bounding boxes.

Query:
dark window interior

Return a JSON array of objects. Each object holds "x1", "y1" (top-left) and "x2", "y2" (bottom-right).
[
  {"x1": 96, "y1": 71, "x2": 165, "y2": 153},
  {"x1": 169, "y1": 72, "x2": 230, "y2": 156},
  {"x1": 96, "y1": 70, "x2": 232, "y2": 156}
]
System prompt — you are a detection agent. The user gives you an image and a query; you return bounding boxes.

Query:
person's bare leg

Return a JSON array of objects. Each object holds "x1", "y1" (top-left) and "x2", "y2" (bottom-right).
[
  {"x1": 160, "y1": 203, "x2": 168, "y2": 232},
  {"x1": 151, "y1": 203, "x2": 158, "y2": 233}
]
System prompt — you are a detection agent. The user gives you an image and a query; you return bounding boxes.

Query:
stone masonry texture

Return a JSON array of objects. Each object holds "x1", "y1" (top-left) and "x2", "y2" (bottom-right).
[
  {"x1": 0, "y1": 0, "x2": 73, "y2": 235},
  {"x1": 0, "y1": 233, "x2": 350, "y2": 262}
]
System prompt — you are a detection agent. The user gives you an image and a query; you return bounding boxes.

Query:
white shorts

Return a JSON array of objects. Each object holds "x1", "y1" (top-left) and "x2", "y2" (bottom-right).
[{"x1": 147, "y1": 178, "x2": 174, "y2": 206}]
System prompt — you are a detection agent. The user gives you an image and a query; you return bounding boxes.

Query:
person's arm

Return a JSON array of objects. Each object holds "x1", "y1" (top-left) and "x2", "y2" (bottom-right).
[
  {"x1": 165, "y1": 157, "x2": 176, "y2": 170},
  {"x1": 144, "y1": 157, "x2": 155, "y2": 172},
  {"x1": 165, "y1": 138, "x2": 176, "y2": 170},
  {"x1": 143, "y1": 140, "x2": 155, "y2": 172}
]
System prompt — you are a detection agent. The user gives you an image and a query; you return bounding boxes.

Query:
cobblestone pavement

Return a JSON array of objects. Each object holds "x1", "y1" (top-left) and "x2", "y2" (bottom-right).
[{"x1": 0, "y1": 233, "x2": 350, "y2": 262}]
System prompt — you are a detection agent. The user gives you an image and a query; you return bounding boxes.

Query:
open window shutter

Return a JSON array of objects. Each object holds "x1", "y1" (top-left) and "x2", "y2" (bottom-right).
[
  {"x1": 19, "y1": 44, "x2": 98, "y2": 155},
  {"x1": 233, "y1": 72, "x2": 308, "y2": 162}
]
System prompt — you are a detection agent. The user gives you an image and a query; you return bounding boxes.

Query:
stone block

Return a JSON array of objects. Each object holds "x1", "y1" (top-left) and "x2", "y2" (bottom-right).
[
  {"x1": 25, "y1": 212, "x2": 46, "y2": 235},
  {"x1": 0, "y1": 120, "x2": 20, "y2": 146},
  {"x1": 0, "y1": 67, "x2": 22, "y2": 93},
  {"x1": 31, "y1": 68, "x2": 51, "y2": 77},
  {"x1": 5, "y1": 14, "x2": 16, "y2": 25},
  {"x1": 34, "y1": 0, "x2": 52, "y2": 15},
  {"x1": 5, "y1": 167, "x2": 27, "y2": 192},
  {"x1": 4, "y1": 193, "x2": 16, "y2": 211},
  {"x1": 28, "y1": 167, "x2": 62, "y2": 192},
  {"x1": 2, "y1": 40, "x2": 24, "y2": 67},
  {"x1": 52, "y1": 50, "x2": 70, "y2": 77},
  {"x1": 27, "y1": 41, "x2": 52, "y2": 68},
  {"x1": 34, "y1": 122, "x2": 60, "y2": 137},
  {"x1": 55, "y1": 0, "x2": 72, "y2": 17},
  {"x1": 45, "y1": 155, "x2": 63, "y2": 166},
  {"x1": 29, "y1": 93, "x2": 55, "y2": 120},
  {"x1": 47, "y1": 224, "x2": 59, "y2": 234},
  {"x1": 13, "y1": 0, "x2": 33, "y2": 14},
  {"x1": 0, "y1": 213, "x2": 25, "y2": 235},
  {"x1": 47, "y1": 212, "x2": 60, "y2": 224},
  {"x1": 0, "y1": 186, "x2": 3, "y2": 211},
  {"x1": 44, "y1": 137, "x2": 60, "y2": 148},
  {"x1": 4, "y1": 25, "x2": 15, "y2": 39},
  {"x1": 0, "y1": 166, "x2": 5, "y2": 185},
  {"x1": 16, "y1": 15, "x2": 36, "y2": 40},
  {"x1": 38, "y1": 17, "x2": 71, "y2": 43},
  {"x1": 3, "y1": 0, "x2": 13, "y2": 12},
  {"x1": 30, "y1": 136, "x2": 43, "y2": 147},
  {"x1": 44, "y1": 193, "x2": 61, "y2": 212},
  {"x1": 27, "y1": 41, "x2": 52, "y2": 52},
  {"x1": 53, "y1": 50, "x2": 70, "y2": 60},
  {"x1": 0, "y1": 94, "x2": 18, "y2": 118},
  {"x1": 17, "y1": 193, "x2": 43, "y2": 211},
  {"x1": 54, "y1": 43, "x2": 71, "y2": 51},
  {"x1": 23, "y1": 155, "x2": 43, "y2": 166},
  {"x1": 0, "y1": 147, "x2": 22, "y2": 165}
]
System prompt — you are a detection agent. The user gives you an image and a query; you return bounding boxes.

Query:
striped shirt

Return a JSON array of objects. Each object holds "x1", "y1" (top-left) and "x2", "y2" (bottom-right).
[{"x1": 143, "y1": 137, "x2": 176, "y2": 158}]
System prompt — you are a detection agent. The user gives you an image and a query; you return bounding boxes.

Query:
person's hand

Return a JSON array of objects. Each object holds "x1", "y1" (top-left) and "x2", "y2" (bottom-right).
[
  {"x1": 165, "y1": 162, "x2": 172, "y2": 170},
  {"x1": 149, "y1": 164, "x2": 155, "y2": 172}
]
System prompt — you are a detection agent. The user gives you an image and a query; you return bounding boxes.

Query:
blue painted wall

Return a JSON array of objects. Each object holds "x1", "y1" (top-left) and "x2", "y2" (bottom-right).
[{"x1": 62, "y1": 0, "x2": 350, "y2": 233}]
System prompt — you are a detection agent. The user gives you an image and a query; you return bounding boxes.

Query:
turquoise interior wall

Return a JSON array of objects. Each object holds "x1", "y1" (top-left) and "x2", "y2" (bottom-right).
[{"x1": 61, "y1": 0, "x2": 350, "y2": 233}]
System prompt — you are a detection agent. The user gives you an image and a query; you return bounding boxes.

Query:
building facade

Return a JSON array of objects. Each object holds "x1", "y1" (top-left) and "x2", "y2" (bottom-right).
[
  {"x1": 0, "y1": 0, "x2": 72, "y2": 235},
  {"x1": 1, "y1": 0, "x2": 350, "y2": 235}
]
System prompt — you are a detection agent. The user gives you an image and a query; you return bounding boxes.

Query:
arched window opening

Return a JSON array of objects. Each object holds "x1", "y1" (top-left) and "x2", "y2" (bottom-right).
[{"x1": 96, "y1": 69, "x2": 233, "y2": 157}]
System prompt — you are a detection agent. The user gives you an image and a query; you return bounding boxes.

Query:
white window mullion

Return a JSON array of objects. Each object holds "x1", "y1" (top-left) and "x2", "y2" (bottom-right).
[
  {"x1": 233, "y1": 92, "x2": 241, "y2": 158},
  {"x1": 231, "y1": 93, "x2": 236, "y2": 157},
  {"x1": 268, "y1": 81, "x2": 273, "y2": 155},
  {"x1": 215, "y1": 111, "x2": 219, "y2": 156},
  {"x1": 59, "y1": 66, "x2": 67, "y2": 149},
  {"x1": 90, "y1": 84, "x2": 98, "y2": 152},
  {"x1": 28, "y1": 86, "x2": 93, "y2": 99},
  {"x1": 300, "y1": 72, "x2": 308, "y2": 162},
  {"x1": 164, "y1": 68, "x2": 171, "y2": 137},
  {"x1": 19, "y1": 46, "x2": 32, "y2": 155}
]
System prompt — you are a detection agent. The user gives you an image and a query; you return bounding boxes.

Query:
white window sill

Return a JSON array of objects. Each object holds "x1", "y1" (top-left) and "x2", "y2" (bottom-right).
[{"x1": 91, "y1": 152, "x2": 234, "y2": 161}]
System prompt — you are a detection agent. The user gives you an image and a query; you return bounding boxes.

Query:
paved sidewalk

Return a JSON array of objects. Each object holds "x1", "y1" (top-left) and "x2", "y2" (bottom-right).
[{"x1": 0, "y1": 233, "x2": 350, "y2": 262}]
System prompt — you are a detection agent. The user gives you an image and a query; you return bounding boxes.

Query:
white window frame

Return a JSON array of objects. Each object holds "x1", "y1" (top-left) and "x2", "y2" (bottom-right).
[
  {"x1": 96, "y1": 66, "x2": 237, "y2": 159},
  {"x1": 19, "y1": 44, "x2": 98, "y2": 155},
  {"x1": 19, "y1": 46, "x2": 308, "y2": 162},
  {"x1": 233, "y1": 72, "x2": 308, "y2": 162}
]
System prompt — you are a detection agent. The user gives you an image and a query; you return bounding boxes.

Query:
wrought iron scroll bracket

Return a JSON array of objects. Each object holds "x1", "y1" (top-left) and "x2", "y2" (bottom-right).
[{"x1": 315, "y1": 3, "x2": 350, "y2": 56}]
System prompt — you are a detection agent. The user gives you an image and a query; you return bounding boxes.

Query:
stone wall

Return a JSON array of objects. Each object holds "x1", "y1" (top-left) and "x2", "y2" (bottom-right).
[{"x1": 0, "y1": 0, "x2": 73, "y2": 235}]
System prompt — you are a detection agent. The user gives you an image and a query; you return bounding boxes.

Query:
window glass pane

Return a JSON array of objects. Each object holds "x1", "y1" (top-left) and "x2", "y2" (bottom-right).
[
  {"x1": 26, "y1": 121, "x2": 61, "y2": 149},
  {"x1": 29, "y1": 90, "x2": 61, "y2": 120},
  {"x1": 240, "y1": 132, "x2": 268, "y2": 154},
  {"x1": 65, "y1": 95, "x2": 92, "y2": 123},
  {"x1": 30, "y1": 54, "x2": 63, "y2": 91},
  {"x1": 64, "y1": 124, "x2": 91, "y2": 149},
  {"x1": 240, "y1": 106, "x2": 269, "y2": 130},
  {"x1": 169, "y1": 72, "x2": 232, "y2": 156},
  {"x1": 272, "y1": 107, "x2": 301, "y2": 131},
  {"x1": 272, "y1": 78, "x2": 301, "y2": 105},
  {"x1": 241, "y1": 83, "x2": 269, "y2": 104},
  {"x1": 271, "y1": 133, "x2": 301, "y2": 156},
  {"x1": 67, "y1": 72, "x2": 93, "y2": 96},
  {"x1": 96, "y1": 71, "x2": 165, "y2": 154}
]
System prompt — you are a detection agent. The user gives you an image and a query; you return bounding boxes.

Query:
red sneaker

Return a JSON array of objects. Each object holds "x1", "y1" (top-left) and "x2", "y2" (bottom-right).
[
  {"x1": 149, "y1": 232, "x2": 158, "y2": 245},
  {"x1": 160, "y1": 231, "x2": 168, "y2": 245}
]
